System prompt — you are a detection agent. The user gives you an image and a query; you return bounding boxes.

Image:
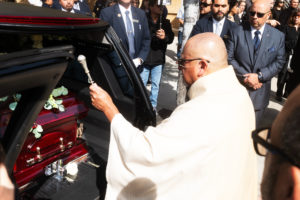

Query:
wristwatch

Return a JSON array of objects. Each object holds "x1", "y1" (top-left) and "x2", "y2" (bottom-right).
[{"x1": 257, "y1": 72, "x2": 263, "y2": 82}]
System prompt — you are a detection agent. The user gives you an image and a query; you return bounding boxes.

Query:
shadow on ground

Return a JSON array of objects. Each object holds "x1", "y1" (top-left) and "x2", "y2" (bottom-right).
[
  {"x1": 259, "y1": 108, "x2": 280, "y2": 128},
  {"x1": 166, "y1": 49, "x2": 177, "y2": 61}
]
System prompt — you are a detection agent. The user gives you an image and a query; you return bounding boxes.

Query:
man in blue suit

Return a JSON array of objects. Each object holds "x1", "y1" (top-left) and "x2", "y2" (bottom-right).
[
  {"x1": 100, "y1": 0, "x2": 150, "y2": 68},
  {"x1": 227, "y1": 0, "x2": 285, "y2": 127},
  {"x1": 73, "y1": 0, "x2": 92, "y2": 16},
  {"x1": 190, "y1": 0, "x2": 237, "y2": 41}
]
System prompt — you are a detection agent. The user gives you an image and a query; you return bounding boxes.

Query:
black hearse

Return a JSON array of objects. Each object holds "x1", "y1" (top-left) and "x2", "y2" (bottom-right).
[{"x1": 0, "y1": 2, "x2": 155, "y2": 199}]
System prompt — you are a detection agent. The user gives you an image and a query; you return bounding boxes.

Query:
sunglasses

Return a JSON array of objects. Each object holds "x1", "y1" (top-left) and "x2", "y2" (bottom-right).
[
  {"x1": 201, "y1": 3, "x2": 211, "y2": 7},
  {"x1": 177, "y1": 58, "x2": 210, "y2": 69},
  {"x1": 213, "y1": 4, "x2": 228, "y2": 8},
  {"x1": 249, "y1": 11, "x2": 269, "y2": 18}
]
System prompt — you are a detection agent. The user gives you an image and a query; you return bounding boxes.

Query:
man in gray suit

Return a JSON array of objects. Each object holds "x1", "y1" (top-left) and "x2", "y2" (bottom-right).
[{"x1": 227, "y1": 0, "x2": 285, "y2": 127}]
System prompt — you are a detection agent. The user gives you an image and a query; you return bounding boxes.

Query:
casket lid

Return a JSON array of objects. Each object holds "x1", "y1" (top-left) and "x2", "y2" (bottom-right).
[{"x1": 0, "y1": 2, "x2": 108, "y2": 33}]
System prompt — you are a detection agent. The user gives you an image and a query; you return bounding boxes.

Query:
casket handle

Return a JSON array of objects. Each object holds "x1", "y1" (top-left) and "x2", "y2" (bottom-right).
[
  {"x1": 36, "y1": 146, "x2": 42, "y2": 161},
  {"x1": 60, "y1": 137, "x2": 65, "y2": 152}
]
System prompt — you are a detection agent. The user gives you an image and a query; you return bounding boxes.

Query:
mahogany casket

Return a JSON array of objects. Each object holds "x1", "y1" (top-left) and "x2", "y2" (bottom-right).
[{"x1": 0, "y1": 90, "x2": 89, "y2": 188}]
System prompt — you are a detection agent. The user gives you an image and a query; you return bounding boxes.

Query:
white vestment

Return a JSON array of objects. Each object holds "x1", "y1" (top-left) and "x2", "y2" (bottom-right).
[{"x1": 105, "y1": 66, "x2": 258, "y2": 200}]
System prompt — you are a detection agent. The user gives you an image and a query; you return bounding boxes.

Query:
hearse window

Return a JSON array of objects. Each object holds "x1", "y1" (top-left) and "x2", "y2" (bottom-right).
[
  {"x1": 0, "y1": 94, "x2": 20, "y2": 139},
  {"x1": 102, "y1": 51, "x2": 134, "y2": 97},
  {"x1": 0, "y1": 33, "x2": 134, "y2": 99}
]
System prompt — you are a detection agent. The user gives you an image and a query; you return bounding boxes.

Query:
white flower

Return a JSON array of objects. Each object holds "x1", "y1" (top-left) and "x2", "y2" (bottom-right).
[{"x1": 30, "y1": 124, "x2": 43, "y2": 139}]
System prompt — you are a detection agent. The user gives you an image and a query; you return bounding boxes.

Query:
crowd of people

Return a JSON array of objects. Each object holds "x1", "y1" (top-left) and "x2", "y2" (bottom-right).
[
  {"x1": 26, "y1": 0, "x2": 300, "y2": 123},
  {"x1": 88, "y1": 0, "x2": 300, "y2": 199},
  {"x1": 87, "y1": 0, "x2": 300, "y2": 199},
  {"x1": 180, "y1": 0, "x2": 300, "y2": 128}
]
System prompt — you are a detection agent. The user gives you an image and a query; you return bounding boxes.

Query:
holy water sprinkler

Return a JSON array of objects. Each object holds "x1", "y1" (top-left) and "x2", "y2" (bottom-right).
[{"x1": 78, "y1": 55, "x2": 94, "y2": 84}]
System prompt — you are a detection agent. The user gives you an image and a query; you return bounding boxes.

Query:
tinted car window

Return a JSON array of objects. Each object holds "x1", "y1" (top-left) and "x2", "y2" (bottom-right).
[
  {"x1": 0, "y1": 94, "x2": 20, "y2": 138},
  {"x1": 0, "y1": 33, "x2": 134, "y2": 98}
]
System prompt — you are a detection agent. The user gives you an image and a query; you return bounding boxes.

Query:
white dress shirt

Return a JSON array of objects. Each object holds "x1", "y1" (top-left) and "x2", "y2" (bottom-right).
[
  {"x1": 119, "y1": 4, "x2": 135, "y2": 35},
  {"x1": 176, "y1": 3, "x2": 184, "y2": 32},
  {"x1": 61, "y1": 8, "x2": 75, "y2": 13},
  {"x1": 212, "y1": 17, "x2": 225, "y2": 36},
  {"x1": 28, "y1": 0, "x2": 42, "y2": 7},
  {"x1": 251, "y1": 24, "x2": 266, "y2": 40}
]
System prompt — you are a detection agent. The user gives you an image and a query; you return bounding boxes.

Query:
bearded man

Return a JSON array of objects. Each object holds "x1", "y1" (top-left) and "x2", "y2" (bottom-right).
[{"x1": 190, "y1": 0, "x2": 237, "y2": 42}]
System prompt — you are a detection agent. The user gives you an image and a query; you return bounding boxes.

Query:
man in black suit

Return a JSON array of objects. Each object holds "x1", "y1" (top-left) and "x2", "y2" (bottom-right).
[
  {"x1": 227, "y1": 0, "x2": 285, "y2": 127},
  {"x1": 279, "y1": 0, "x2": 299, "y2": 25},
  {"x1": 286, "y1": 28, "x2": 300, "y2": 96},
  {"x1": 190, "y1": 0, "x2": 237, "y2": 41},
  {"x1": 100, "y1": 0, "x2": 151, "y2": 68}
]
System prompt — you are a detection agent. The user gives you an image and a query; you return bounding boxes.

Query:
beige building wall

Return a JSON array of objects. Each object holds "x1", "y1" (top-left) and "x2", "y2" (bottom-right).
[{"x1": 166, "y1": 0, "x2": 182, "y2": 35}]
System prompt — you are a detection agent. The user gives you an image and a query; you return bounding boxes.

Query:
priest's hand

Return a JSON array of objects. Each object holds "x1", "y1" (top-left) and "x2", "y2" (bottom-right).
[{"x1": 89, "y1": 83, "x2": 120, "y2": 122}]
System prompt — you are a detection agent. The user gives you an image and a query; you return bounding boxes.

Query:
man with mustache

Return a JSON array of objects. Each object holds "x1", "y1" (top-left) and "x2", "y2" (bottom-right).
[{"x1": 190, "y1": 0, "x2": 237, "y2": 42}]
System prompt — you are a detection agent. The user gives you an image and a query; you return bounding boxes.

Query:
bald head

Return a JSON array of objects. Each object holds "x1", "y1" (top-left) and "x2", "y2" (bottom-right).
[
  {"x1": 180, "y1": 33, "x2": 228, "y2": 86},
  {"x1": 183, "y1": 33, "x2": 228, "y2": 73},
  {"x1": 252, "y1": 0, "x2": 271, "y2": 11},
  {"x1": 249, "y1": 0, "x2": 271, "y2": 29}
]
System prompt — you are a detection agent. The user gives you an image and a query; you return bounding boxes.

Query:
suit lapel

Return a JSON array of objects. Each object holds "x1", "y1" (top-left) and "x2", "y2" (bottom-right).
[
  {"x1": 244, "y1": 24, "x2": 254, "y2": 67},
  {"x1": 114, "y1": 5, "x2": 128, "y2": 46},
  {"x1": 220, "y1": 19, "x2": 228, "y2": 38},
  {"x1": 254, "y1": 25, "x2": 270, "y2": 69},
  {"x1": 208, "y1": 17, "x2": 213, "y2": 32}
]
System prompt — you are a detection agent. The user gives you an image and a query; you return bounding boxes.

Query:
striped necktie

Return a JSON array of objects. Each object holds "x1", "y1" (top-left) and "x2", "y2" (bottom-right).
[{"x1": 125, "y1": 10, "x2": 135, "y2": 58}]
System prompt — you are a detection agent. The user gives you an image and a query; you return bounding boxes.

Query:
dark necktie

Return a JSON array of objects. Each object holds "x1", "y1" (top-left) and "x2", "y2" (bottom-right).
[
  {"x1": 125, "y1": 10, "x2": 135, "y2": 58},
  {"x1": 254, "y1": 30, "x2": 261, "y2": 52}
]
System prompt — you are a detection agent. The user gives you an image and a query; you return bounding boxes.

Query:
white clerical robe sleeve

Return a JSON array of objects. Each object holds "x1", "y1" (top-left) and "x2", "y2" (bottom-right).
[{"x1": 110, "y1": 113, "x2": 155, "y2": 163}]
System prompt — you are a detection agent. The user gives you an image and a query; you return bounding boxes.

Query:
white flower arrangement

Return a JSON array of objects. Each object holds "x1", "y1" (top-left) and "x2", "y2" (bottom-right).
[
  {"x1": 0, "y1": 86, "x2": 69, "y2": 139},
  {"x1": 44, "y1": 86, "x2": 68, "y2": 112}
]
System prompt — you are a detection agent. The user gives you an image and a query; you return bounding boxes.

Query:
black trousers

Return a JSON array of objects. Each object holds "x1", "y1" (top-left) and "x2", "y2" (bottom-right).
[
  {"x1": 255, "y1": 109, "x2": 265, "y2": 129},
  {"x1": 276, "y1": 70, "x2": 287, "y2": 97}
]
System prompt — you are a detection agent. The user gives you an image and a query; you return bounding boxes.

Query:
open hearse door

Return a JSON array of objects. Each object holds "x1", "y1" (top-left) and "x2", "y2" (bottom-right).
[{"x1": 0, "y1": 2, "x2": 155, "y2": 199}]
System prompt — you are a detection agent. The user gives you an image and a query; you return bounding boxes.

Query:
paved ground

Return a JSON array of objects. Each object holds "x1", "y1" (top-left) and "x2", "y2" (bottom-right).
[{"x1": 152, "y1": 36, "x2": 286, "y2": 199}]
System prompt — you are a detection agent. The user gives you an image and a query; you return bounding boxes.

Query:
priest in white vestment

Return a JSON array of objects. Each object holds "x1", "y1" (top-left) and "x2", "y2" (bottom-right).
[{"x1": 90, "y1": 33, "x2": 258, "y2": 200}]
